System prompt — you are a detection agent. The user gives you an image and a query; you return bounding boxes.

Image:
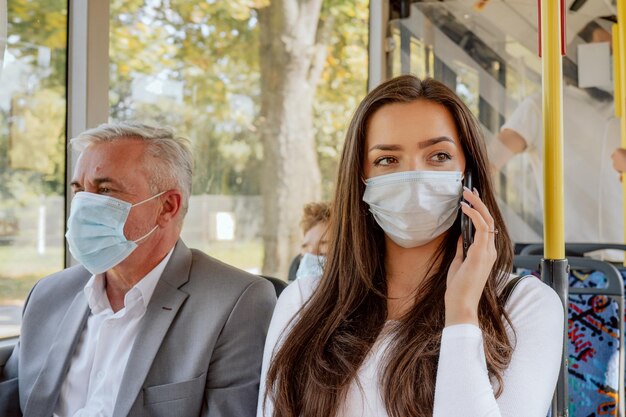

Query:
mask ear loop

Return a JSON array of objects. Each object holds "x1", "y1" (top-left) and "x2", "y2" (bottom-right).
[
  {"x1": 130, "y1": 190, "x2": 167, "y2": 243},
  {"x1": 131, "y1": 190, "x2": 167, "y2": 208},
  {"x1": 133, "y1": 225, "x2": 159, "y2": 244}
]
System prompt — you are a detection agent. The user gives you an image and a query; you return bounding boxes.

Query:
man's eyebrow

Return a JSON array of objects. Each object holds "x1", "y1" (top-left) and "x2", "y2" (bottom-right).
[
  {"x1": 418, "y1": 136, "x2": 455, "y2": 149},
  {"x1": 368, "y1": 144, "x2": 403, "y2": 152},
  {"x1": 70, "y1": 177, "x2": 123, "y2": 189},
  {"x1": 92, "y1": 177, "x2": 120, "y2": 186}
]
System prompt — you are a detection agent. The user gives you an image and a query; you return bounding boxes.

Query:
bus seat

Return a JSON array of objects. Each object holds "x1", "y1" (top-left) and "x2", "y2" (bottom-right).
[
  {"x1": 260, "y1": 275, "x2": 288, "y2": 297},
  {"x1": 287, "y1": 254, "x2": 301, "y2": 282},
  {"x1": 514, "y1": 255, "x2": 625, "y2": 417},
  {"x1": 520, "y1": 243, "x2": 626, "y2": 258}
]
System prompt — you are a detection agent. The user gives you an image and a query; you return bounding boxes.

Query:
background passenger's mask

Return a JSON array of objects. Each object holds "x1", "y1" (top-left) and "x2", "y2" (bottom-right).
[
  {"x1": 296, "y1": 252, "x2": 326, "y2": 280},
  {"x1": 362, "y1": 171, "x2": 462, "y2": 248},
  {"x1": 65, "y1": 191, "x2": 164, "y2": 275}
]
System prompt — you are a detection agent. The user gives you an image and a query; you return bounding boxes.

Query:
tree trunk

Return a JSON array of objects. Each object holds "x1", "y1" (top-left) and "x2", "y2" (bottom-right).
[{"x1": 258, "y1": 0, "x2": 325, "y2": 278}]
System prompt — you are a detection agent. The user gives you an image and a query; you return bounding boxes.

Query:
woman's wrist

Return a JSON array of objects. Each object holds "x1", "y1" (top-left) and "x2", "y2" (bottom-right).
[{"x1": 444, "y1": 302, "x2": 479, "y2": 327}]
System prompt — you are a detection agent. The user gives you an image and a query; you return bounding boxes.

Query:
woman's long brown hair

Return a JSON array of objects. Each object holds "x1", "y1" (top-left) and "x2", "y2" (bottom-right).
[{"x1": 265, "y1": 75, "x2": 514, "y2": 417}]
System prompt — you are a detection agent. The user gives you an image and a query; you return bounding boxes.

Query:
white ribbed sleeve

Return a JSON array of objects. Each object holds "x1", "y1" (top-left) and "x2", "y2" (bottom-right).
[{"x1": 434, "y1": 277, "x2": 564, "y2": 417}]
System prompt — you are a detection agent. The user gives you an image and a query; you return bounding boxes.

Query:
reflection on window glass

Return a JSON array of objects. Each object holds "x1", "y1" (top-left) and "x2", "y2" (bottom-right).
[
  {"x1": 391, "y1": 2, "x2": 619, "y2": 246},
  {"x1": 392, "y1": 3, "x2": 544, "y2": 240},
  {"x1": 409, "y1": 37, "x2": 428, "y2": 80},
  {"x1": 452, "y1": 60, "x2": 479, "y2": 116},
  {"x1": 0, "y1": 0, "x2": 67, "y2": 338},
  {"x1": 109, "y1": 0, "x2": 368, "y2": 277},
  {"x1": 391, "y1": 27, "x2": 402, "y2": 78}
]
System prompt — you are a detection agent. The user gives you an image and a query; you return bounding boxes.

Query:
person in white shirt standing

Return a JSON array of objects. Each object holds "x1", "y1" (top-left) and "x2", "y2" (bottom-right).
[
  {"x1": 257, "y1": 76, "x2": 563, "y2": 417},
  {"x1": 0, "y1": 122, "x2": 276, "y2": 417},
  {"x1": 491, "y1": 16, "x2": 622, "y2": 244}
]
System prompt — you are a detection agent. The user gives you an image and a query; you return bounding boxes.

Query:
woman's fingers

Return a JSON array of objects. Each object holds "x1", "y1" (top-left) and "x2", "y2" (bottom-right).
[
  {"x1": 462, "y1": 187, "x2": 495, "y2": 232},
  {"x1": 460, "y1": 202, "x2": 490, "y2": 250},
  {"x1": 460, "y1": 191, "x2": 496, "y2": 261}
]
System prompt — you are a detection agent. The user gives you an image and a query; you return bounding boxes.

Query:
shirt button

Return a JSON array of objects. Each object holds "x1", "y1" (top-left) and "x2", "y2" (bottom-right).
[{"x1": 96, "y1": 371, "x2": 105, "y2": 380}]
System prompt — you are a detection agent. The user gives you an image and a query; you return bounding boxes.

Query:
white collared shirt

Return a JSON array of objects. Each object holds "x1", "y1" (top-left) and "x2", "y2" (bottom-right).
[{"x1": 53, "y1": 249, "x2": 174, "y2": 417}]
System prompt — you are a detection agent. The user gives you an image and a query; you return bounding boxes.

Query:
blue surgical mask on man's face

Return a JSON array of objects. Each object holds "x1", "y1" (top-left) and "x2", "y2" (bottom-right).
[{"x1": 65, "y1": 191, "x2": 165, "y2": 275}]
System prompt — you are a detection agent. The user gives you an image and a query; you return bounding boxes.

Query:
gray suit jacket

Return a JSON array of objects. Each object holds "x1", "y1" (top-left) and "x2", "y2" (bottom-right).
[{"x1": 0, "y1": 240, "x2": 277, "y2": 417}]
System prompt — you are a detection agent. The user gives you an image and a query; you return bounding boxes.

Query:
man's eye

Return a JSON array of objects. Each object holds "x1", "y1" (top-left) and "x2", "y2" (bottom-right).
[
  {"x1": 374, "y1": 156, "x2": 397, "y2": 166},
  {"x1": 99, "y1": 187, "x2": 112, "y2": 194}
]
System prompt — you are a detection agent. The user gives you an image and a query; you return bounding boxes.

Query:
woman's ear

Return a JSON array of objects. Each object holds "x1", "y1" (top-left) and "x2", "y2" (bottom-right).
[{"x1": 157, "y1": 190, "x2": 182, "y2": 226}]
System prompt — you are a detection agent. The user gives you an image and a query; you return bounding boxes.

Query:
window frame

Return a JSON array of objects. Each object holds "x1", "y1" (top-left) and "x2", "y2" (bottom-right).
[{"x1": 66, "y1": 0, "x2": 110, "y2": 267}]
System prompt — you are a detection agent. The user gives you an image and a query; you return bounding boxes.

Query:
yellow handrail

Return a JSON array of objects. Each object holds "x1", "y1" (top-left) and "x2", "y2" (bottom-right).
[
  {"x1": 617, "y1": 3, "x2": 626, "y2": 253},
  {"x1": 614, "y1": 24, "x2": 622, "y2": 119},
  {"x1": 541, "y1": 0, "x2": 565, "y2": 260}
]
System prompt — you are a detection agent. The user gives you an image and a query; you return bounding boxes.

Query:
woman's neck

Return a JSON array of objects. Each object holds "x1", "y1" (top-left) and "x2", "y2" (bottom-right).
[{"x1": 385, "y1": 235, "x2": 445, "y2": 319}]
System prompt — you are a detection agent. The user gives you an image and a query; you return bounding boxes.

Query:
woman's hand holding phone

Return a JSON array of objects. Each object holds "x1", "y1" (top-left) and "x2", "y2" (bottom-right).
[{"x1": 444, "y1": 186, "x2": 497, "y2": 327}]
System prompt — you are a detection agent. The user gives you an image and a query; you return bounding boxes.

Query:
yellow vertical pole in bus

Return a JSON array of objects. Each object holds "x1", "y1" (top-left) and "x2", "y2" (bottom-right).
[
  {"x1": 540, "y1": 1, "x2": 568, "y2": 416},
  {"x1": 617, "y1": 1, "x2": 626, "y2": 262},
  {"x1": 541, "y1": 0, "x2": 564, "y2": 259}
]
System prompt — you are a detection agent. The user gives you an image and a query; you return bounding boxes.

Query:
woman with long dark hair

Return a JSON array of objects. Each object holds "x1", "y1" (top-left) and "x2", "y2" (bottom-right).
[{"x1": 258, "y1": 75, "x2": 563, "y2": 417}]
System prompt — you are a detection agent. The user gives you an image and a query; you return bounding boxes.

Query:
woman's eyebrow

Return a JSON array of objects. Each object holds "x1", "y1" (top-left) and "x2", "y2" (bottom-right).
[
  {"x1": 418, "y1": 136, "x2": 455, "y2": 149},
  {"x1": 368, "y1": 144, "x2": 403, "y2": 152}
]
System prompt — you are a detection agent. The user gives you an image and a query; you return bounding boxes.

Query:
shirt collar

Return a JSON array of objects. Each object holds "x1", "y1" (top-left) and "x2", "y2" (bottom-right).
[
  {"x1": 133, "y1": 247, "x2": 174, "y2": 309},
  {"x1": 83, "y1": 247, "x2": 175, "y2": 314},
  {"x1": 84, "y1": 274, "x2": 108, "y2": 314}
]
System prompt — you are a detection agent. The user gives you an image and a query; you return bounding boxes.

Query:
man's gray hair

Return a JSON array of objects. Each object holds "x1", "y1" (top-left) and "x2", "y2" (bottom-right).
[{"x1": 71, "y1": 121, "x2": 193, "y2": 219}]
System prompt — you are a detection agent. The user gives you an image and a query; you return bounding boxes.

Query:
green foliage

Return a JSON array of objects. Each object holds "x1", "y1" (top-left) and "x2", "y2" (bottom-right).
[
  {"x1": 110, "y1": 0, "x2": 264, "y2": 195},
  {"x1": 109, "y1": 0, "x2": 369, "y2": 198},
  {"x1": 1, "y1": 0, "x2": 67, "y2": 207},
  {"x1": 315, "y1": 0, "x2": 369, "y2": 198},
  {"x1": 2, "y1": 0, "x2": 368, "y2": 203},
  {"x1": 7, "y1": 0, "x2": 67, "y2": 89}
]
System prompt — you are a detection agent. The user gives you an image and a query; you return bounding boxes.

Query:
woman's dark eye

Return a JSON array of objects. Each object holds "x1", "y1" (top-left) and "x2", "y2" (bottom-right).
[
  {"x1": 431, "y1": 152, "x2": 451, "y2": 162},
  {"x1": 374, "y1": 156, "x2": 397, "y2": 166}
]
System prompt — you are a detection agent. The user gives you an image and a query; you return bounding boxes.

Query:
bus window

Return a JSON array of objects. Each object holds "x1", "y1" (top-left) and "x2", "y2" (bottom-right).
[
  {"x1": 388, "y1": 1, "x2": 619, "y2": 246},
  {"x1": 0, "y1": 0, "x2": 68, "y2": 339},
  {"x1": 108, "y1": 1, "x2": 369, "y2": 278}
]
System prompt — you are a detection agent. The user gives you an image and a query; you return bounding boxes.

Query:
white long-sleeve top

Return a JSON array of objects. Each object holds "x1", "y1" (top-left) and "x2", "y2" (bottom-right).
[{"x1": 257, "y1": 274, "x2": 564, "y2": 417}]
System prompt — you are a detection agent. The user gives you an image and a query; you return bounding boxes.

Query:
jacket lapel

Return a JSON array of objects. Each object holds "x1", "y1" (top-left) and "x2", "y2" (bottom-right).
[
  {"x1": 112, "y1": 240, "x2": 192, "y2": 417},
  {"x1": 23, "y1": 290, "x2": 90, "y2": 417}
]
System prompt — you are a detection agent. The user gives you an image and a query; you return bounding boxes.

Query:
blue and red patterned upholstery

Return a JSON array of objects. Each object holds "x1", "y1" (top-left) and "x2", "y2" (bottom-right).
[
  {"x1": 567, "y1": 270, "x2": 620, "y2": 417},
  {"x1": 516, "y1": 268, "x2": 621, "y2": 416}
]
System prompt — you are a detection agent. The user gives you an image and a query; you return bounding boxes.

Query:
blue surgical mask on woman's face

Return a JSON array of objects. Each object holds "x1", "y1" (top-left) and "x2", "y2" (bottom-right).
[
  {"x1": 65, "y1": 191, "x2": 165, "y2": 275},
  {"x1": 362, "y1": 170, "x2": 462, "y2": 248}
]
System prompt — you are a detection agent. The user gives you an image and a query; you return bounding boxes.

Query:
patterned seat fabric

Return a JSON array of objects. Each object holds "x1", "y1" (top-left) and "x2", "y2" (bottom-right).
[
  {"x1": 516, "y1": 269, "x2": 620, "y2": 416},
  {"x1": 568, "y1": 270, "x2": 619, "y2": 417}
]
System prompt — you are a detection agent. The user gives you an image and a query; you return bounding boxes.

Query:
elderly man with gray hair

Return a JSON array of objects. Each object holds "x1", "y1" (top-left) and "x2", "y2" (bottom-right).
[{"x1": 0, "y1": 122, "x2": 276, "y2": 417}]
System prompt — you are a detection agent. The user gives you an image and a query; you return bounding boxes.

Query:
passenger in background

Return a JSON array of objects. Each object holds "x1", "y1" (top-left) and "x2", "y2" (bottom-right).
[
  {"x1": 611, "y1": 148, "x2": 626, "y2": 175},
  {"x1": 258, "y1": 76, "x2": 563, "y2": 417},
  {"x1": 0, "y1": 122, "x2": 276, "y2": 417},
  {"x1": 491, "y1": 16, "x2": 622, "y2": 244},
  {"x1": 288, "y1": 201, "x2": 331, "y2": 282}
]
